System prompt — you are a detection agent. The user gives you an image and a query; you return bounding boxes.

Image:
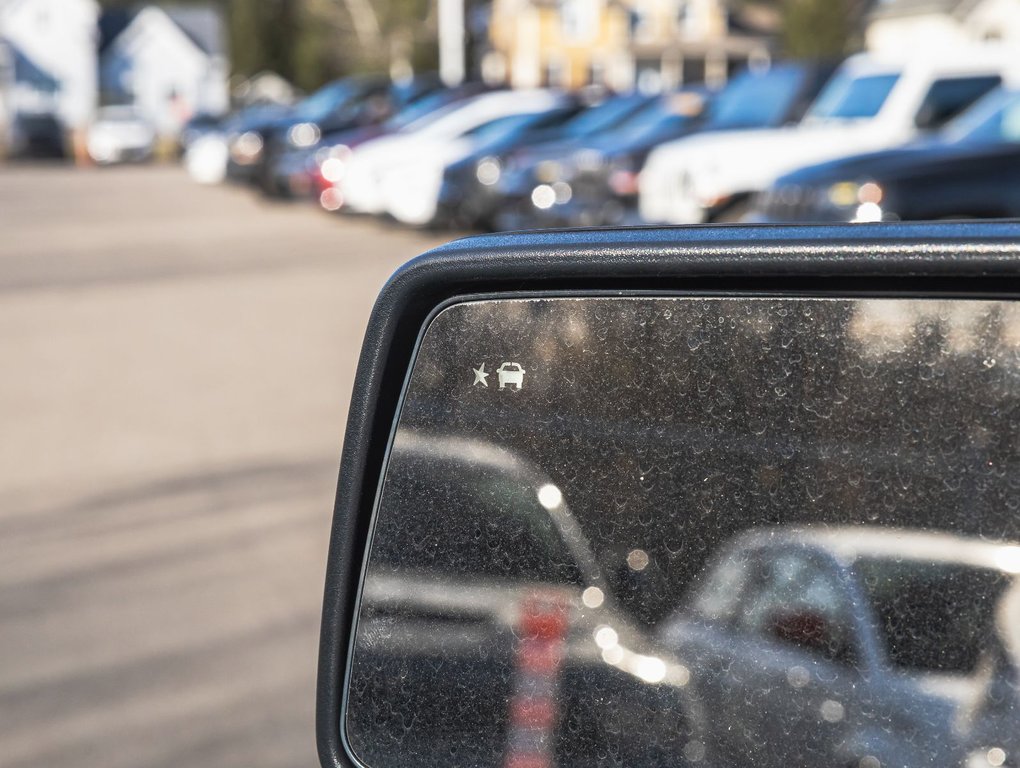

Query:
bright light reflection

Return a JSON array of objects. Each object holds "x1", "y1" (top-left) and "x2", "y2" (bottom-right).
[
  {"x1": 853, "y1": 201, "x2": 883, "y2": 223},
  {"x1": 994, "y1": 546, "x2": 1020, "y2": 574},
  {"x1": 320, "y1": 188, "x2": 344, "y2": 212},
  {"x1": 537, "y1": 483, "x2": 562, "y2": 510},
  {"x1": 581, "y1": 586, "x2": 604, "y2": 608},
  {"x1": 531, "y1": 184, "x2": 556, "y2": 210},
  {"x1": 601, "y1": 645, "x2": 624, "y2": 665},
  {"x1": 476, "y1": 158, "x2": 501, "y2": 186},
  {"x1": 632, "y1": 655, "x2": 666, "y2": 684},
  {"x1": 593, "y1": 626, "x2": 618, "y2": 649},
  {"x1": 321, "y1": 157, "x2": 346, "y2": 183},
  {"x1": 552, "y1": 181, "x2": 572, "y2": 205},
  {"x1": 627, "y1": 548, "x2": 649, "y2": 571},
  {"x1": 289, "y1": 122, "x2": 320, "y2": 147}
]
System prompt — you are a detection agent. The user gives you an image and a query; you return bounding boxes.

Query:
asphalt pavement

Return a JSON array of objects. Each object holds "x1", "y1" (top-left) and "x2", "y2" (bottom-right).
[{"x1": 0, "y1": 164, "x2": 454, "y2": 768}]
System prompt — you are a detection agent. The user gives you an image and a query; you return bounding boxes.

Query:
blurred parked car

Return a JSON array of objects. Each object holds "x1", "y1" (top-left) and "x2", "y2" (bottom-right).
[
  {"x1": 491, "y1": 89, "x2": 711, "y2": 230},
  {"x1": 6, "y1": 112, "x2": 66, "y2": 159},
  {"x1": 433, "y1": 91, "x2": 655, "y2": 229},
  {"x1": 751, "y1": 87, "x2": 1020, "y2": 223},
  {"x1": 266, "y1": 78, "x2": 475, "y2": 202},
  {"x1": 178, "y1": 112, "x2": 224, "y2": 153},
  {"x1": 658, "y1": 526, "x2": 1020, "y2": 768},
  {"x1": 226, "y1": 75, "x2": 392, "y2": 189},
  {"x1": 86, "y1": 106, "x2": 156, "y2": 165},
  {"x1": 340, "y1": 89, "x2": 570, "y2": 218},
  {"x1": 491, "y1": 60, "x2": 834, "y2": 231},
  {"x1": 959, "y1": 580, "x2": 1020, "y2": 768},
  {"x1": 184, "y1": 102, "x2": 290, "y2": 185},
  {"x1": 639, "y1": 48, "x2": 1008, "y2": 224},
  {"x1": 349, "y1": 430, "x2": 700, "y2": 768},
  {"x1": 385, "y1": 103, "x2": 586, "y2": 227}
]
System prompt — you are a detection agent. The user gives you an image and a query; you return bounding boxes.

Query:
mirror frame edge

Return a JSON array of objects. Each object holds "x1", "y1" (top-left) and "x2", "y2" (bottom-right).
[{"x1": 315, "y1": 220, "x2": 1020, "y2": 768}]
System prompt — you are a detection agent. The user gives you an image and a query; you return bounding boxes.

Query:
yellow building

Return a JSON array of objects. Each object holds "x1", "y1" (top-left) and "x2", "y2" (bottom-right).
[{"x1": 485, "y1": 0, "x2": 775, "y2": 92}]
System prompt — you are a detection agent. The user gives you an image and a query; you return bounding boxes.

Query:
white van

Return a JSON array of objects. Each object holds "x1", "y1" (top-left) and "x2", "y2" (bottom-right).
[{"x1": 638, "y1": 48, "x2": 1010, "y2": 225}]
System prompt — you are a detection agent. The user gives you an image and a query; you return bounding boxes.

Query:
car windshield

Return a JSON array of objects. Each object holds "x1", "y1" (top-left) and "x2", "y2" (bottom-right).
[
  {"x1": 707, "y1": 65, "x2": 807, "y2": 129},
  {"x1": 605, "y1": 93, "x2": 702, "y2": 144},
  {"x1": 369, "y1": 452, "x2": 583, "y2": 584},
  {"x1": 98, "y1": 106, "x2": 142, "y2": 122},
  {"x1": 559, "y1": 94, "x2": 654, "y2": 138},
  {"x1": 293, "y1": 81, "x2": 360, "y2": 121},
  {"x1": 855, "y1": 557, "x2": 1013, "y2": 673},
  {"x1": 461, "y1": 112, "x2": 549, "y2": 142},
  {"x1": 942, "y1": 88, "x2": 1020, "y2": 145},
  {"x1": 385, "y1": 89, "x2": 465, "y2": 131},
  {"x1": 807, "y1": 71, "x2": 901, "y2": 121}
]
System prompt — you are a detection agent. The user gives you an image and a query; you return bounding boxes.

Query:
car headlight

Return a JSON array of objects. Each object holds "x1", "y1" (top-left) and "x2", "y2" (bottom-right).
[
  {"x1": 535, "y1": 160, "x2": 563, "y2": 184},
  {"x1": 230, "y1": 131, "x2": 263, "y2": 164},
  {"x1": 573, "y1": 149, "x2": 605, "y2": 172},
  {"x1": 531, "y1": 182, "x2": 572, "y2": 210},
  {"x1": 288, "y1": 122, "x2": 321, "y2": 148},
  {"x1": 822, "y1": 181, "x2": 886, "y2": 223},
  {"x1": 826, "y1": 180, "x2": 883, "y2": 208},
  {"x1": 476, "y1": 157, "x2": 501, "y2": 186}
]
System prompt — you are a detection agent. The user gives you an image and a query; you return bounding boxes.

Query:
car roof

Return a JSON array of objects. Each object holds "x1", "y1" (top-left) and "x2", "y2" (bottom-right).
[
  {"x1": 388, "y1": 430, "x2": 604, "y2": 588},
  {"x1": 733, "y1": 525, "x2": 1020, "y2": 573},
  {"x1": 839, "y1": 45, "x2": 1017, "y2": 79}
]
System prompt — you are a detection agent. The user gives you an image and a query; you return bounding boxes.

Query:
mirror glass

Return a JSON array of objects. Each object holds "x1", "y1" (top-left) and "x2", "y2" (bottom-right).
[{"x1": 346, "y1": 296, "x2": 1020, "y2": 768}]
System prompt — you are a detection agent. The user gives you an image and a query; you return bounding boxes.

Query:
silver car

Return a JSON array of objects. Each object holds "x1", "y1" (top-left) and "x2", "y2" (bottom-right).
[{"x1": 658, "y1": 527, "x2": 1020, "y2": 768}]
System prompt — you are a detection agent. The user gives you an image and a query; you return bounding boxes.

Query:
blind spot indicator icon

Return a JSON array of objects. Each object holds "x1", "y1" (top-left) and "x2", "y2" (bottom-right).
[{"x1": 497, "y1": 362, "x2": 526, "y2": 391}]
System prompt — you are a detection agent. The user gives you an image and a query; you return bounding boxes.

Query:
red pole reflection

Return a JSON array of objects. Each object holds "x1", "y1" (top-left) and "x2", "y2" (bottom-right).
[{"x1": 504, "y1": 592, "x2": 569, "y2": 768}]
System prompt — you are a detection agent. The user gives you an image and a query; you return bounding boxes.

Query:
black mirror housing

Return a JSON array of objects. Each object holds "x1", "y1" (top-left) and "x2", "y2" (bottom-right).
[{"x1": 316, "y1": 221, "x2": 1020, "y2": 768}]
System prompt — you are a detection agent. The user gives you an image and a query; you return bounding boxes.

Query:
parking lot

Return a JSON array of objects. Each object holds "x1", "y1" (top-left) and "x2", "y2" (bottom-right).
[{"x1": 0, "y1": 164, "x2": 453, "y2": 768}]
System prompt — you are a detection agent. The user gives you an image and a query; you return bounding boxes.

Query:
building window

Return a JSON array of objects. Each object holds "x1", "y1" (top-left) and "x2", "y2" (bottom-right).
[
  {"x1": 678, "y1": 0, "x2": 709, "y2": 39},
  {"x1": 630, "y1": 4, "x2": 655, "y2": 43},
  {"x1": 561, "y1": 0, "x2": 599, "y2": 43}
]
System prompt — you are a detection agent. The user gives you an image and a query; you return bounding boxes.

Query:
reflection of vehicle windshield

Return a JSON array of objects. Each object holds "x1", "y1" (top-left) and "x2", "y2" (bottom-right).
[
  {"x1": 708, "y1": 65, "x2": 807, "y2": 129},
  {"x1": 943, "y1": 88, "x2": 1020, "y2": 145},
  {"x1": 808, "y1": 72, "x2": 900, "y2": 120},
  {"x1": 856, "y1": 558, "x2": 1012, "y2": 673},
  {"x1": 370, "y1": 438, "x2": 583, "y2": 585}
]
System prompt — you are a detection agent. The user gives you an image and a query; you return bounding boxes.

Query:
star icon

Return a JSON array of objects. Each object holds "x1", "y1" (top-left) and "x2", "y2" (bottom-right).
[{"x1": 472, "y1": 363, "x2": 489, "y2": 387}]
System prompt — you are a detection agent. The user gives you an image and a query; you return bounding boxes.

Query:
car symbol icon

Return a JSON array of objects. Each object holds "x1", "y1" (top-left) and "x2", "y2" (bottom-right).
[{"x1": 497, "y1": 362, "x2": 526, "y2": 390}]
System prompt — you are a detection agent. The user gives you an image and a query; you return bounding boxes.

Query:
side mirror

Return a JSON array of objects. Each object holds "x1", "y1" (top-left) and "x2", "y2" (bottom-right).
[{"x1": 316, "y1": 222, "x2": 1020, "y2": 768}]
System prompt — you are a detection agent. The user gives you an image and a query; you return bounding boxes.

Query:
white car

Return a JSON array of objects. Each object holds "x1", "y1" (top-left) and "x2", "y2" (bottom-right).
[
  {"x1": 341, "y1": 90, "x2": 569, "y2": 221},
  {"x1": 87, "y1": 106, "x2": 157, "y2": 165},
  {"x1": 639, "y1": 48, "x2": 1012, "y2": 225},
  {"x1": 660, "y1": 526, "x2": 1020, "y2": 768}
]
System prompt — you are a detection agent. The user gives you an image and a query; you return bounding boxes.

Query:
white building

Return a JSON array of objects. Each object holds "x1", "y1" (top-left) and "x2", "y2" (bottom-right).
[
  {"x1": 0, "y1": 0, "x2": 99, "y2": 132},
  {"x1": 867, "y1": 0, "x2": 1020, "y2": 54},
  {"x1": 99, "y1": 4, "x2": 228, "y2": 138}
]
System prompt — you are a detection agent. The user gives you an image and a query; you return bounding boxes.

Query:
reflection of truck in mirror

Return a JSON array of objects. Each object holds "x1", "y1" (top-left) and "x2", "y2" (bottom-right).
[
  {"x1": 347, "y1": 431, "x2": 700, "y2": 768},
  {"x1": 959, "y1": 578, "x2": 1020, "y2": 768},
  {"x1": 658, "y1": 527, "x2": 1020, "y2": 768}
]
